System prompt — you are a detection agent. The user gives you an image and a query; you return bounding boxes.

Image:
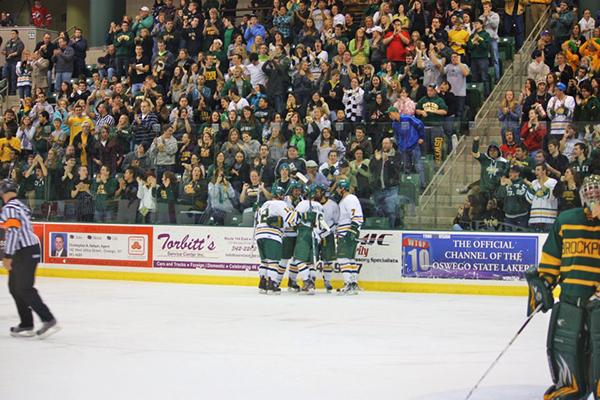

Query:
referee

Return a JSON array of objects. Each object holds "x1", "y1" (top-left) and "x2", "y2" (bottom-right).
[{"x1": 0, "y1": 179, "x2": 57, "y2": 338}]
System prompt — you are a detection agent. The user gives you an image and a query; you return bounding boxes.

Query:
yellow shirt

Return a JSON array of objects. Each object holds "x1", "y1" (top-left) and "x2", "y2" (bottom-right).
[
  {"x1": 448, "y1": 28, "x2": 469, "y2": 55},
  {"x1": 0, "y1": 137, "x2": 21, "y2": 162},
  {"x1": 66, "y1": 115, "x2": 94, "y2": 145}
]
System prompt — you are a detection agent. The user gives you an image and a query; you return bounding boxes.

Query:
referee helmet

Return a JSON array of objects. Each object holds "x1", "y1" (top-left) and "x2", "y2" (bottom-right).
[{"x1": 0, "y1": 179, "x2": 17, "y2": 195}]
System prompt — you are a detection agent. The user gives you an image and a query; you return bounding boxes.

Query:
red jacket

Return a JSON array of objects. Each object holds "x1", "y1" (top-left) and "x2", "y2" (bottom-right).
[
  {"x1": 385, "y1": 31, "x2": 410, "y2": 62},
  {"x1": 31, "y1": 5, "x2": 52, "y2": 28},
  {"x1": 519, "y1": 122, "x2": 546, "y2": 152},
  {"x1": 499, "y1": 142, "x2": 518, "y2": 159}
]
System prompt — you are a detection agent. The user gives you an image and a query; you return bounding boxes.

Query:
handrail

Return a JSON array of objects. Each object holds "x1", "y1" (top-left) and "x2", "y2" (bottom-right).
[{"x1": 416, "y1": 7, "x2": 551, "y2": 216}]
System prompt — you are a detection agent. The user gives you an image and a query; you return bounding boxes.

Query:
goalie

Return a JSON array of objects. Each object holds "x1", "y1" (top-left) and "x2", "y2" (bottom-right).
[{"x1": 526, "y1": 174, "x2": 600, "y2": 399}]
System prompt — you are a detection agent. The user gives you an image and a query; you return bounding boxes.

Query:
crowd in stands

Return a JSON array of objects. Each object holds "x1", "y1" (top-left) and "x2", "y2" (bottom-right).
[
  {"x1": 455, "y1": 2, "x2": 600, "y2": 232},
  {"x1": 0, "y1": 0, "x2": 597, "y2": 229}
]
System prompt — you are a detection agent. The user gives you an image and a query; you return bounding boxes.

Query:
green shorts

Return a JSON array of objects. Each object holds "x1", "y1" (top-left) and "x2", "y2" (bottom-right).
[
  {"x1": 282, "y1": 236, "x2": 296, "y2": 260},
  {"x1": 293, "y1": 226, "x2": 316, "y2": 263},
  {"x1": 257, "y1": 238, "x2": 282, "y2": 262},
  {"x1": 320, "y1": 232, "x2": 336, "y2": 262},
  {"x1": 336, "y1": 232, "x2": 358, "y2": 259}
]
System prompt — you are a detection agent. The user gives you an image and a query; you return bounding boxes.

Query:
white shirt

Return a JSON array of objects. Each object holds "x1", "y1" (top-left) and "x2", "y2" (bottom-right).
[
  {"x1": 244, "y1": 62, "x2": 267, "y2": 87},
  {"x1": 579, "y1": 17, "x2": 595, "y2": 40}
]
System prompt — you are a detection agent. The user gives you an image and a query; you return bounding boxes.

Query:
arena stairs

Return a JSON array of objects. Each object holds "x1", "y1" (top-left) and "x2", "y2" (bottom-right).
[{"x1": 403, "y1": 12, "x2": 551, "y2": 230}]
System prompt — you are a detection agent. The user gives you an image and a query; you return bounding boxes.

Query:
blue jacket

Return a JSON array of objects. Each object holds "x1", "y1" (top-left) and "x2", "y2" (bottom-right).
[
  {"x1": 244, "y1": 24, "x2": 267, "y2": 51},
  {"x1": 393, "y1": 115, "x2": 425, "y2": 152}
]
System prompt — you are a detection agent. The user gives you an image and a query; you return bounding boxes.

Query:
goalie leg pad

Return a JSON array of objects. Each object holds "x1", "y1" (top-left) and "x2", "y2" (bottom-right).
[
  {"x1": 544, "y1": 301, "x2": 589, "y2": 400},
  {"x1": 588, "y1": 301, "x2": 600, "y2": 399}
]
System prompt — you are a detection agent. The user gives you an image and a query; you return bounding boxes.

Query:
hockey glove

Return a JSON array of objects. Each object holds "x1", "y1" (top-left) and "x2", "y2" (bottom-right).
[
  {"x1": 525, "y1": 266, "x2": 554, "y2": 316},
  {"x1": 350, "y1": 222, "x2": 360, "y2": 237},
  {"x1": 266, "y1": 216, "x2": 283, "y2": 228}
]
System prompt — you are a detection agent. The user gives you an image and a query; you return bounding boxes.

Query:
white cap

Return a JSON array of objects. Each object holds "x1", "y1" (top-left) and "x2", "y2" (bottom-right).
[{"x1": 140, "y1": 6, "x2": 150, "y2": 12}]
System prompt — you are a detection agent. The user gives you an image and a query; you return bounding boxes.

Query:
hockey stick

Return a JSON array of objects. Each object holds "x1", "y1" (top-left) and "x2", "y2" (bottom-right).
[{"x1": 464, "y1": 303, "x2": 543, "y2": 400}]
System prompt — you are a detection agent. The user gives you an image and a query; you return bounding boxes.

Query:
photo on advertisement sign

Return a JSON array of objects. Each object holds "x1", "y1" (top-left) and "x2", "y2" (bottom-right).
[{"x1": 50, "y1": 232, "x2": 68, "y2": 258}]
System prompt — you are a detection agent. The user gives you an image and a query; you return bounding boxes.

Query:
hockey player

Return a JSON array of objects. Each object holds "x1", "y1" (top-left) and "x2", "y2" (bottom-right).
[
  {"x1": 292, "y1": 184, "x2": 328, "y2": 294},
  {"x1": 526, "y1": 174, "x2": 600, "y2": 399},
  {"x1": 336, "y1": 178, "x2": 364, "y2": 294},
  {"x1": 281, "y1": 180, "x2": 304, "y2": 290},
  {"x1": 255, "y1": 185, "x2": 296, "y2": 294},
  {"x1": 317, "y1": 183, "x2": 339, "y2": 292}
]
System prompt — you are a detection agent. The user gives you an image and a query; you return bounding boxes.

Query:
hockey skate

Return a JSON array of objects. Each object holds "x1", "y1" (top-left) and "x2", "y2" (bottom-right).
[
  {"x1": 287, "y1": 278, "x2": 300, "y2": 292},
  {"x1": 337, "y1": 282, "x2": 357, "y2": 295},
  {"x1": 266, "y1": 278, "x2": 281, "y2": 295},
  {"x1": 10, "y1": 325, "x2": 35, "y2": 338},
  {"x1": 36, "y1": 319, "x2": 60, "y2": 340},
  {"x1": 300, "y1": 279, "x2": 315, "y2": 295},
  {"x1": 259, "y1": 276, "x2": 268, "y2": 294}
]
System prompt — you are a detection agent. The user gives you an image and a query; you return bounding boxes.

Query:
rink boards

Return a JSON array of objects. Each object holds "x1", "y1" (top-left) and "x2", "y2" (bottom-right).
[{"x1": 0, "y1": 223, "x2": 548, "y2": 296}]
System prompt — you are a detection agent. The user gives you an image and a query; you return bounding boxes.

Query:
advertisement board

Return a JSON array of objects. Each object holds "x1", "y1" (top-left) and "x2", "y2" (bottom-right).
[
  {"x1": 401, "y1": 232, "x2": 539, "y2": 280},
  {"x1": 356, "y1": 230, "x2": 403, "y2": 282},
  {"x1": 152, "y1": 225, "x2": 260, "y2": 271},
  {"x1": 44, "y1": 223, "x2": 153, "y2": 268}
]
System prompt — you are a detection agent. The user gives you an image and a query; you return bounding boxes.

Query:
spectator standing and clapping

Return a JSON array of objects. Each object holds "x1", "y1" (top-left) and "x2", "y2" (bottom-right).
[
  {"x1": 69, "y1": 28, "x2": 88, "y2": 79},
  {"x1": 370, "y1": 137, "x2": 400, "y2": 228},
  {"x1": 52, "y1": 38, "x2": 74, "y2": 93},
  {"x1": 525, "y1": 163, "x2": 558, "y2": 232},
  {"x1": 3, "y1": 30, "x2": 25, "y2": 96}
]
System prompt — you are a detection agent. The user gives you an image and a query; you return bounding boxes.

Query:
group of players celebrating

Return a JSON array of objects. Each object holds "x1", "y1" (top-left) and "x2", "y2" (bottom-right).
[{"x1": 254, "y1": 171, "x2": 363, "y2": 295}]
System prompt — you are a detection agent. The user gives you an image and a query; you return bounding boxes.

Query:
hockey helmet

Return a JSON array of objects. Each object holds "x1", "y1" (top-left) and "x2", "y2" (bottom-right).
[
  {"x1": 306, "y1": 184, "x2": 318, "y2": 198},
  {"x1": 0, "y1": 179, "x2": 18, "y2": 195},
  {"x1": 580, "y1": 174, "x2": 600, "y2": 208},
  {"x1": 271, "y1": 185, "x2": 286, "y2": 198},
  {"x1": 337, "y1": 178, "x2": 351, "y2": 191},
  {"x1": 287, "y1": 180, "x2": 304, "y2": 195}
]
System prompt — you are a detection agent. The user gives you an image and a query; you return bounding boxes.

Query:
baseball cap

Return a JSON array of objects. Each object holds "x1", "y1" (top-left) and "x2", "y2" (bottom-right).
[
  {"x1": 386, "y1": 106, "x2": 399, "y2": 114},
  {"x1": 541, "y1": 30, "x2": 551, "y2": 37},
  {"x1": 140, "y1": 6, "x2": 150, "y2": 12},
  {"x1": 556, "y1": 82, "x2": 567, "y2": 92}
]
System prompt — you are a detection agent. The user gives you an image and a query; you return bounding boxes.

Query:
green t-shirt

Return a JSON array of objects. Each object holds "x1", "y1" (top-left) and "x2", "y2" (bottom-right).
[
  {"x1": 92, "y1": 177, "x2": 118, "y2": 211},
  {"x1": 416, "y1": 95, "x2": 448, "y2": 126}
]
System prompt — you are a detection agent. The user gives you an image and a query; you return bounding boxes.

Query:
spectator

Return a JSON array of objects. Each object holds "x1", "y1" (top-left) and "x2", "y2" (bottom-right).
[
  {"x1": 526, "y1": 0, "x2": 550, "y2": 36},
  {"x1": 553, "y1": 166, "x2": 582, "y2": 213},
  {"x1": 520, "y1": 109, "x2": 546, "y2": 155},
  {"x1": 370, "y1": 137, "x2": 400, "y2": 228},
  {"x1": 480, "y1": 1, "x2": 500, "y2": 80},
  {"x1": 31, "y1": 50, "x2": 49, "y2": 94},
  {"x1": 31, "y1": 0, "x2": 52, "y2": 28},
  {"x1": 156, "y1": 171, "x2": 178, "y2": 224},
  {"x1": 3, "y1": 30, "x2": 25, "y2": 95},
  {"x1": 416, "y1": 85, "x2": 448, "y2": 162},
  {"x1": 443, "y1": 53, "x2": 468, "y2": 129},
  {"x1": 559, "y1": 123, "x2": 582, "y2": 162},
  {"x1": 208, "y1": 168, "x2": 237, "y2": 225},
  {"x1": 15, "y1": 51, "x2": 33, "y2": 100},
  {"x1": 92, "y1": 165, "x2": 118, "y2": 222},
  {"x1": 525, "y1": 163, "x2": 558, "y2": 231},
  {"x1": 52, "y1": 37, "x2": 74, "y2": 92},
  {"x1": 244, "y1": 15, "x2": 266, "y2": 52},
  {"x1": 550, "y1": 0, "x2": 574, "y2": 44},
  {"x1": 499, "y1": 130, "x2": 519, "y2": 160},
  {"x1": 388, "y1": 106, "x2": 426, "y2": 190},
  {"x1": 69, "y1": 28, "x2": 88, "y2": 78},
  {"x1": 132, "y1": 100, "x2": 159, "y2": 146},
  {"x1": 136, "y1": 171, "x2": 158, "y2": 224},
  {"x1": 239, "y1": 169, "x2": 269, "y2": 211},
  {"x1": 570, "y1": 142, "x2": 592, "y2": 179},
  {"x1": 469, "y1": 137, "x2": 509, "y2": 202},
  {"x1": 498, "y1": 90, "x2": 522, "y2": 143},
  {"x1": 504, "y1": 0, "x2": 525, "y2": 49},
  {"x1": 495, "y1": 166, "x2": 530, "y2": 230},
  {"x1": 579, "y1": 9, "x2": 595, "y2": 41},
  {"x1": 149, "y1": 126, "x2": 178, "y2": 180},
  {"x1": 528, "y1": 50, "x2": 550, "y2": 84},
  {"x1": 547, "y1": 82, "x2": 575, "y2": 141},
  {"x1": 467, "y1": 20, "x2": 491, "y2": 91},
  {"x1": 383, "y1": 18, "x2": 410, "y2": 71},
  {"x1": 132, "y1": 6, "x2": 154, "y2": 37},
  {"x1": 71, "y1": 165, "x2": 94, "y2": 222},
  {"x1": 114, "y1": 21, "x2": 134, "y2": 78}
]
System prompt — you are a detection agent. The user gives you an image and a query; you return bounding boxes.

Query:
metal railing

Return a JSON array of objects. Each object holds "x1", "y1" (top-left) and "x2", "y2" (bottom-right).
[{"x1": 414, "y1": 7, "x2": 551, "y2": 227}]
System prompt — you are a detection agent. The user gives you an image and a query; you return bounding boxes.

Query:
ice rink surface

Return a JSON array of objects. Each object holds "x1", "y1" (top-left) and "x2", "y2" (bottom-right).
[{"x1": 0, "y1": 277, "x2": 557, "y2": 400}]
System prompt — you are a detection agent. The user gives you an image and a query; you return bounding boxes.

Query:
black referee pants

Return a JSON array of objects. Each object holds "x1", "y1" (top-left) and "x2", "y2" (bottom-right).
[{"x1": 8, "y1": 244, "x2": 54, "y2": 328}]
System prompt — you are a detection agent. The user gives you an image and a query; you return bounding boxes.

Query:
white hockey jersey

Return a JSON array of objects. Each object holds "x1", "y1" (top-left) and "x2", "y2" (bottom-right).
[
  {"x1": 255, "y1": 200, "x2": 296, "y2": 243},
  {"x1": 321, "y1": 198, "x2": 340, "y2": 234},
  {"x1": 282, "y1": 195, "x2": 303, "y2": 238},
  {"x1": 337, "y1": 193, "x2": 364, "y2": 237}
]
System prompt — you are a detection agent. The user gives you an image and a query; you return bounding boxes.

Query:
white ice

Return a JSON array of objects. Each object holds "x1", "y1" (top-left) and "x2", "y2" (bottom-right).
[{"x1": 0, "y1": 277, "x2": 560, "y2": 400}]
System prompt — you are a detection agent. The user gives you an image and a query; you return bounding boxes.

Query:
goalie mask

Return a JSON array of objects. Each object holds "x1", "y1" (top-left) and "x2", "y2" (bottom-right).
[{"x1": 580, "y1": 174, "x2": 600, "y2": 209}]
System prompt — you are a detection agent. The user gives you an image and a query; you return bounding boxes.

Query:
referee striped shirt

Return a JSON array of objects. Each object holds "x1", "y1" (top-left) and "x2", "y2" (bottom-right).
[{"x1": 0, "y1": 199, "x2": 39, "y2": 258}]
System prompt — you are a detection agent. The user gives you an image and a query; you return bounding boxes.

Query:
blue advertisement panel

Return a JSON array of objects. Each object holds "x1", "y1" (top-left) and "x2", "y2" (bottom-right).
[{"x1": 401, "y1": 233, "x2": 539, "y2": 280}]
